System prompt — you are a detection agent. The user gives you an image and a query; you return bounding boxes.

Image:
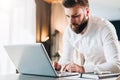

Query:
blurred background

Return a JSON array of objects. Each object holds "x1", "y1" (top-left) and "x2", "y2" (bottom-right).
[{"x1": 0, "y1": 0, "x2": 120, "y2": 74}]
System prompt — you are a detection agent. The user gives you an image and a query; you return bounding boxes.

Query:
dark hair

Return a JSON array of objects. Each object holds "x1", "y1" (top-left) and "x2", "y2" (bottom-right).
[{"x1": 62, "y1": 0, "x2": 89, "y2": 8}]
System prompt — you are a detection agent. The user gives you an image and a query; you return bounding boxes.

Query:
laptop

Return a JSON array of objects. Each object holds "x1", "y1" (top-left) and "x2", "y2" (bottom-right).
[{"x1": 4, "y1": 43, "x2": 79, "y2": 77}]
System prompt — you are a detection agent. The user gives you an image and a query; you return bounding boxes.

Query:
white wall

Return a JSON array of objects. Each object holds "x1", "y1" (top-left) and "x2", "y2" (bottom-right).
[{"x1": 89, "y1": 0, "x2": 120, "y2": 20}]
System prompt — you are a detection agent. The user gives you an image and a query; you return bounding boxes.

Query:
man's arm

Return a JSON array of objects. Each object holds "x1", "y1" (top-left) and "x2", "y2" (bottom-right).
[
  {"x1": 83, "y1": 24, "x2": 120, "y2": 73},
  {"x1": 98, "y1": 24, "x2": 120, "y2": 73},
  {"x1": 58, "y1": 27, "x2": 74, "y2": 66}
]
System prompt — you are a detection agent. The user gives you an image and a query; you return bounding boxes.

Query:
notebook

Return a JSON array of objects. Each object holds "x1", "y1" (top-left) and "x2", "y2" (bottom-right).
[{"x1": 4, "y1": 43, "x2": 79, "y2": 77}]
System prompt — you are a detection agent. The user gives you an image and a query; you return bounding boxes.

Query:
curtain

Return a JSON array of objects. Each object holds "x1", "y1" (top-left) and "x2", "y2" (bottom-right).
[
  {"x1": 0, "y1": 0, "x2": 36, "y2": 74},
  {"x1": 51, "y1": 3, "x2": 68, "y2": 61}
]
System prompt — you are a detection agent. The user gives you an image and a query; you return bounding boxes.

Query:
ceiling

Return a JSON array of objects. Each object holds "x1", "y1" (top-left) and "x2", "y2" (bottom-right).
[{"x1": 89, "y1": 0, "x2": 120, "y2": 20}]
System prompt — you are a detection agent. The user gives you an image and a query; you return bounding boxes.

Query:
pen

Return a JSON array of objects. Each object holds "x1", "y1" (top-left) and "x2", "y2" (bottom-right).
[{"x1": 80, "y1": 73, "x2": 82, "y2": 78}]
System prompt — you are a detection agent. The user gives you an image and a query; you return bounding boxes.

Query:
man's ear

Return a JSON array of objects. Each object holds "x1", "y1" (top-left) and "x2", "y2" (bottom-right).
[{"x1": 85, "y1": 7, "x2": 90, "y2": 17}]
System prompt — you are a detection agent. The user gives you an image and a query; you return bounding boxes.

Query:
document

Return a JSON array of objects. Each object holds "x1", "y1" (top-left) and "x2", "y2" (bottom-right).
[{"x1": 80, "y1": 72, "x2": 120, "y2": 79}]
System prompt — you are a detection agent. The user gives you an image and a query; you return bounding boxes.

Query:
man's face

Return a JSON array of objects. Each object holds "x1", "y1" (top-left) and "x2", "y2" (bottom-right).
[{"x1": 64, "y1": 4, "x2": 89, "y2": 33}]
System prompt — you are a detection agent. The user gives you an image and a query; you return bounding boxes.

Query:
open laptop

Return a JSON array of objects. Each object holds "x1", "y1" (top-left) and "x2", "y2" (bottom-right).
[{"x1": 4, "y1": 43, "x2": 79, "y2": 77}]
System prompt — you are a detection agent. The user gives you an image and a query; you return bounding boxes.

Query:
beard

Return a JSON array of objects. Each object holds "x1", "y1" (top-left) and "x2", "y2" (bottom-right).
[{"x1": 71, "y1": 17, "x2": 88, "y2": 34}]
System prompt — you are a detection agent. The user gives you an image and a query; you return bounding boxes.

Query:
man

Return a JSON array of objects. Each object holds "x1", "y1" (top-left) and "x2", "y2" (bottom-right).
[{"x1": 54, "y1": 0, "x2": 120, "y2": 73}]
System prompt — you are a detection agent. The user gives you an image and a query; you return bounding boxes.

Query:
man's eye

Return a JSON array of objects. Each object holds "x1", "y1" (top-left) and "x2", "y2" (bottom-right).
[
  {"x1": 72, "y1": 15, "x2": 79, "y2": 18},
  {"x1": 72, "y1": 14, "x2": 81, "y2": 18},
  {"x1": 66, "y1": 15, "x2": 70, "y2": 18}
]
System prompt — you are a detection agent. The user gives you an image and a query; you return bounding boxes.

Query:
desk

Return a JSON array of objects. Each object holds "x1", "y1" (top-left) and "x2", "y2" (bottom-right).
[{"x1": 0, "y1": 74, "x2": 118, "y2": 80}]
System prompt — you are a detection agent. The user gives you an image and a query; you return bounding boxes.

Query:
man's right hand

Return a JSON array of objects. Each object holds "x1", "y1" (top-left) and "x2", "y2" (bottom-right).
[{"x1": 53, "y1": 62, "x2": 61, "y2": 71}]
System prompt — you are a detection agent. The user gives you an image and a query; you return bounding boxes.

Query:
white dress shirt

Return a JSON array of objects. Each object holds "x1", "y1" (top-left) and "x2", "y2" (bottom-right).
[{"x1": 59, "y1": 15, "x2": 120, "y2": 73}]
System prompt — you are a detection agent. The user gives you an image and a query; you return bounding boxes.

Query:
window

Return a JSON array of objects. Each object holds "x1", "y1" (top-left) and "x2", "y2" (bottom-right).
[{"x1": 0, "y1": 0, "x2": 36, "y2": 74}]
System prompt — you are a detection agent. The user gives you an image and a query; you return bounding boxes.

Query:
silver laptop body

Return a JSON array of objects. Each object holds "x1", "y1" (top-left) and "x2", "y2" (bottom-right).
[{"x1": 4, "y1": 43, "x2": 78, "y2": 77}]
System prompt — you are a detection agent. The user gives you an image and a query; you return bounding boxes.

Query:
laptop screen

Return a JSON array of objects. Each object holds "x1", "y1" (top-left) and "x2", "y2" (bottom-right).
[{"x1": 4, "y1": 43, "x2": 57, "y2": 77}]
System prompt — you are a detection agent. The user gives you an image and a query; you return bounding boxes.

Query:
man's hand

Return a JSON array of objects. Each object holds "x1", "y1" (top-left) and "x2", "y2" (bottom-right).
[
  {"x1": 62, "y1": 63, "x2": 85, "y2": 73},
  {"x1": 53, "y1": 62, "x2": 61, "y2": 71}
]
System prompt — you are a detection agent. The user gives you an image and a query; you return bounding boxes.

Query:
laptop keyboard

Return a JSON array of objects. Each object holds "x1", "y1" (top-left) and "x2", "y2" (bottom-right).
[
  {"x1": 57, "y1": 71, "x2": 69, "y2": 74},
  {"x1": 57, "y1": 71, "x2": 79, "y2": 76}
]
